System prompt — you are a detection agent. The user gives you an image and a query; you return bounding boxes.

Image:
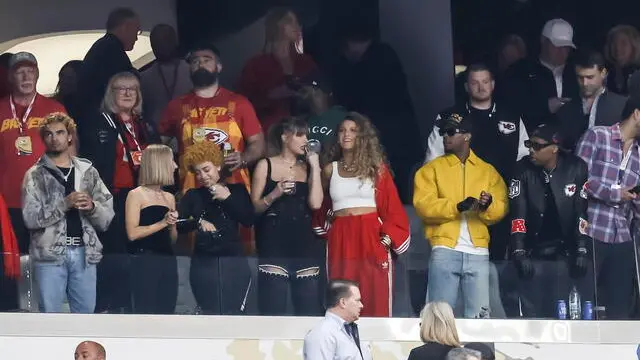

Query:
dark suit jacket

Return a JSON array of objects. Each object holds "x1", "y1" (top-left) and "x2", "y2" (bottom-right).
[
  {"x1": 556, "y1": 90, "x2": 627, "y2": 151},
  {"x1": 500, "y1": 58, "x2": 579, "y2": 132},
  {"x1": 75, "y1": 34, "x2": 135, "y2": 122},
  {"x1": 407, "y1": 342, "x2": 455, "y2": 360}
]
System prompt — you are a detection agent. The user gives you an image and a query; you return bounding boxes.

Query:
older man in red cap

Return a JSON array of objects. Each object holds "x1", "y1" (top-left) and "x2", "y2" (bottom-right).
[{"x1": 0, "y1": 52, "x2": 66, "y2": 255}]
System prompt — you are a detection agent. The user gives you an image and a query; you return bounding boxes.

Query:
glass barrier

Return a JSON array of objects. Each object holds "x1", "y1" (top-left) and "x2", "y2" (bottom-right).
[{"x1": 1, "y1": 211, "x2": 638, "y2": 319}]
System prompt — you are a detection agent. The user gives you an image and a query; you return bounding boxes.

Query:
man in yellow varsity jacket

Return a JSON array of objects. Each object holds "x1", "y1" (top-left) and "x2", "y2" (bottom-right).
[{"x1": 413, "y1": 112, "x2": 508, "y2": 318}]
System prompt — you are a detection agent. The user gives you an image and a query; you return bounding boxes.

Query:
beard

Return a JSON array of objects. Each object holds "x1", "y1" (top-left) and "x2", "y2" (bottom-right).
[{"x1": 190, "y1": 68, "x2": 219, "y2": 87}]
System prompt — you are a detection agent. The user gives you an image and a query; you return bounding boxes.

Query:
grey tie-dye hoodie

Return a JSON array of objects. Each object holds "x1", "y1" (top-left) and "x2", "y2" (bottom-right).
[{"x1": 21, "y1": 154, "x2": 114, "y2": 264}]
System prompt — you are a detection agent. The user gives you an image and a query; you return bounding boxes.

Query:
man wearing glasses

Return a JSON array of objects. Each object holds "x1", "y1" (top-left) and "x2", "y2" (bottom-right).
[
  {"x1": 414, "y1": 113, "x2": 508, "y2": 318},
  {"x1": 509, "y1": 123, "x2": 592, "y2": 318}
]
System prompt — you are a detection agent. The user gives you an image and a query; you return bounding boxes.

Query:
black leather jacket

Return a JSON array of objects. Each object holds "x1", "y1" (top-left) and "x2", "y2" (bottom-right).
[{"x1": 508, "y1": 154, "x2": 591, "y2": 258}]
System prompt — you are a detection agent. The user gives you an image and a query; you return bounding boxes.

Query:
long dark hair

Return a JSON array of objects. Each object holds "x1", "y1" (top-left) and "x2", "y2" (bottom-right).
[
  {"x1": 53, "y1": 60, "x2": 83, "y2": 100},
  {"x1": 267, "y1": 117, "x2": 308, "y2": 156}
]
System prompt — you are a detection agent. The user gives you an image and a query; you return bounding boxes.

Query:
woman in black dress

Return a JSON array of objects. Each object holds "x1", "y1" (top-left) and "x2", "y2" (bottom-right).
[
  {"x1": 125, "y1": 144, "x2": 179, "y2": 314},
  {"x1": 178, "y1": 141, "x2": 255, "y2": 315},
  {"x1": 251, "y1": 117, "x2": 324, "y2": 316}
]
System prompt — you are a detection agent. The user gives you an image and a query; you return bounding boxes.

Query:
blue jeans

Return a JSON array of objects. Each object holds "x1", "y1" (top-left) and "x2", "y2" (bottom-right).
[
  {"x1": 34, "y1": 247, "x2": 97, "y2": 313},
  {"x1": 426, "y1": 247, "x2": 490, "y2": 318}
]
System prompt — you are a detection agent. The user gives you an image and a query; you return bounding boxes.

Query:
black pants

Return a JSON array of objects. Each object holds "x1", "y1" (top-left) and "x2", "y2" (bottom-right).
[
  {"x1": 190, "y1": 256, "x2": 252, "y2": 315},
  {"x1": 131, "y1": 252, "x2": 178, "y2": 314},
  {"x1": 95, "y1": 190, "x2": 132, "y2": 313},
  {"x1": 257, "y1": 258, "x2": 323, "y2": 316},
  {"x1": 95, "y1": 254, "x2": 132, "y2": 313},
  {"x1": 514, "y1": 257, "x2": 595, "y2": 319},
  {"x1": 594, "y1": 240, "x2": 637, "y2": 319}
]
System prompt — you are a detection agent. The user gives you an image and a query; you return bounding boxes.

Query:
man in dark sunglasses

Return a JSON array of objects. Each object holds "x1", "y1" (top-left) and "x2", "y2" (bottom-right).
[
  {"x1": 414, "y1": 112, "x2": 508, "y2": 318},
  {"x1": 508, "y1": 123, "x2": 593, "y2": 318}
]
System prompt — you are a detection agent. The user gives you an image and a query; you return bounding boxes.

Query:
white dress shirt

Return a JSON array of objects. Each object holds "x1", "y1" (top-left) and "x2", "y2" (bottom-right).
[{"x1": 303, "y1": 312, "x2": 372, "y2": 360}]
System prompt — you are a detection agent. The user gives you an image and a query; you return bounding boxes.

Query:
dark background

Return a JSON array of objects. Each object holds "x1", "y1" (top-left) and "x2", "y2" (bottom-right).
[{"x1": 176, "y1": 0, "x2": 640, "y2": 65}]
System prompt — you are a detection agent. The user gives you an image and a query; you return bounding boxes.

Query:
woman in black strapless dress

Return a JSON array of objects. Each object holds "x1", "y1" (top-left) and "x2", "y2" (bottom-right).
[{"x1": 125, "y1": 144, "x2": 179, "y2": 314}]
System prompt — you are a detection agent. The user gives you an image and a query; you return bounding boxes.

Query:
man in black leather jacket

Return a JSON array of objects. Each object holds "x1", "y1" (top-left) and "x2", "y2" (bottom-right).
[{"x1": 508, "y1": 123, "x2": 594, "y2": 318}]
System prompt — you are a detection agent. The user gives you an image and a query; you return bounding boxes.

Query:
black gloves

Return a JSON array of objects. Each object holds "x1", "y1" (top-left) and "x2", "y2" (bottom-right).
[
  {"x1": 457, "y1": 197, "x2": 479, "y2": 212},
  {"x1": 513, "y1": 250, "x2": 535, "y2": 280}
]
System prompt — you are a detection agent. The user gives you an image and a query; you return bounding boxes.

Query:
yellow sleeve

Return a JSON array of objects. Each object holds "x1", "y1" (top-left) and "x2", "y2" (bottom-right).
[
  {"x1": 413, "y1": 164, "x2": 459, "y2": 225},
  {"x1": 478, "y1": 168, "x2": 509, "y2": 225}
]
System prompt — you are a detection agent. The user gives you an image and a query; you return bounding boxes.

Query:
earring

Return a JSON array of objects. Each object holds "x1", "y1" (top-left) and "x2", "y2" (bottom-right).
[{"x1": 465, "y1": 137, "x2": 470, "y2": 142}]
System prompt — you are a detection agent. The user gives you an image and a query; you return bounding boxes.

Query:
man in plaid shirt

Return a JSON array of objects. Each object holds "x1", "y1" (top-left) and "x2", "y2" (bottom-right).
[{"x1": 575, "y1": 96, "x2": 640, "y2": 319}]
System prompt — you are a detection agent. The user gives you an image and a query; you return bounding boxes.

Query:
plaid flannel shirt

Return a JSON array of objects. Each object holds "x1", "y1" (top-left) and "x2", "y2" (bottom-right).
[{"x1": 576, "y1": 123, "x2": 640, "y2": 244}]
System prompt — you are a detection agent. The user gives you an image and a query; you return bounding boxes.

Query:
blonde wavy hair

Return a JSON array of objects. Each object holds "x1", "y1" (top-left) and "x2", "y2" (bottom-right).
[
  {"x1": 323, "y1": 112, "x2": 388, "y2": 182},
  {"x1": 419, "y1": 302, "x2": 461, "y2": 347},
  {"x1": 604, "y1": 25, "x2": 640, "y2": 66},
  {"x1": 182, "y1": 141, "x2": 224, "y2": 173},
  {"x1": 264, "y1": 7, "x2": 298, "y2": 53},
  {"x1": 39, "y1": 112, "x2": 77, "y2": 140}
]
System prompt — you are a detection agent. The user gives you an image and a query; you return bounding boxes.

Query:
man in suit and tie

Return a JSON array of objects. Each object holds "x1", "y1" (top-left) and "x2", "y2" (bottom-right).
[
  {"x1": 557, "y1": 50, "x2": 627, "y2": 151},
  {"x1": 304, "y1": 280, "x2": 371, "y2": 360}
]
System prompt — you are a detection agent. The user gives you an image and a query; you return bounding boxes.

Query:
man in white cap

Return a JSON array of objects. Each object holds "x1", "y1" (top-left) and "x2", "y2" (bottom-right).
[
  {"x1": 0, "y1": 52, "x2": 66, "y2": 259},
  {"x1": 501, "y1": 18, "x2": 579, "y2": 131}
]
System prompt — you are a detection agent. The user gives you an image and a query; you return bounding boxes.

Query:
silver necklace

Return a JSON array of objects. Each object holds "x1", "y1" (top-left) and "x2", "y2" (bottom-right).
[{"x1": 61, "y1": 166, "x2": 73, "y2": 182}]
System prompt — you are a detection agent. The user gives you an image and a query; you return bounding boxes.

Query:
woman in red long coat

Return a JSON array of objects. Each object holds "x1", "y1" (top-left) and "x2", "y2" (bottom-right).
[
  {"x1": 313, "y1": 112, "x2": 410, "y2": 317},
  {"x1": 238, "y1": 7, "x2": 318, "y2": 134}
]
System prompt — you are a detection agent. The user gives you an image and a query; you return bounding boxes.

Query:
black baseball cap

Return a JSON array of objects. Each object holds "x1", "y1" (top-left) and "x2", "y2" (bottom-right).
[
  {"x1": 438, "y1": 112, "x2": 472, "y2": 133},
  {"x1": 530, "y1": 123, "x2": 562, "y2": 145},
  {"x1": 185, "y1": 43, "x2": 221, "y2": 62}
]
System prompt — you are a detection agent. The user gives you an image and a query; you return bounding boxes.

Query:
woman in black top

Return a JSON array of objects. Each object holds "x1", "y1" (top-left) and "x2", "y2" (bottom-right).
[
  {"x1": 125, "y1": 145, "x2": 179, "y2": 314},
  {"x1": 408, "y1": 302, "x2": 461, "y2": 360},
  {"x1": 251, "y1": 117, "x2": 324, "y2": 316},
  {"x1": 178, "y1": 141, "x2": 255, "y2": 315}
]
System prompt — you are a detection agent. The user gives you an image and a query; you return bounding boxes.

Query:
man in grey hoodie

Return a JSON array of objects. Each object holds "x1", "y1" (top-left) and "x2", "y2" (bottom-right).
[{"x1": 22, "y1": 112, "x2": 114, "y2": 313}]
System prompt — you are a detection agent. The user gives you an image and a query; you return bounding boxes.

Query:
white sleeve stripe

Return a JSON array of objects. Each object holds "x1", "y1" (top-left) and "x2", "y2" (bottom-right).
[{"x1": 393, "y1": 236, "x2": 411, "y2": 254}]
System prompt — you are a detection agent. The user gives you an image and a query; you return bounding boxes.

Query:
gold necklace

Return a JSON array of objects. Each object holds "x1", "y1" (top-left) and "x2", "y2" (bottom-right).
[{"x1": 339, "y1": 159, "x2": 357, "y2": 172}]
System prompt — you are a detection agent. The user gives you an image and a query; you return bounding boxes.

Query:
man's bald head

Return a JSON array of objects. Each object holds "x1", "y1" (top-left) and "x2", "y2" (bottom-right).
[
  {"x1": 150, "y1": 24, "x2": 178, "y2": 62},
  {"x1": 74, "y1": 341, "x2": 106, "y2": 360}
]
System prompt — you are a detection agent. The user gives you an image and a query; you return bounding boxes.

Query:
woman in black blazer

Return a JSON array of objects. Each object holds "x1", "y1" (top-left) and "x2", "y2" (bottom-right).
[{"x1": 408, "y1": 302, "x2": 461, "y2": 360}]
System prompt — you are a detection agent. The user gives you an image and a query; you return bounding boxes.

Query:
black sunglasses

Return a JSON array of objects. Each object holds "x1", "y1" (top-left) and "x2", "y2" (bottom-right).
[
  {"x1": 438, "y1": 128, "x2": 465, "y2": 137},
  {"x1": 524, "y1": 139, "x2": 553, "y2": 151}
]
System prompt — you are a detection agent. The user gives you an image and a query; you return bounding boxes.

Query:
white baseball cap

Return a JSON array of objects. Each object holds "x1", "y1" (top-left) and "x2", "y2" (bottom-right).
[{"x1": 541, "y1": 19, "x2": 576, "y2": 49}]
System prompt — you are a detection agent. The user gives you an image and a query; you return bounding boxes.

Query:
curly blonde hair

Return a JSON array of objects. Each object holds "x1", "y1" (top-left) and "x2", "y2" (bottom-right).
[
  {"x1": 323, "y1": 112, "x2": 388, "y2": 182},
  {"x1": 39, "y1": 112, "x2": 77, "y2": 140},
  {"x1": 182, "y1": 141, "x2": 224, "y2": 173}
]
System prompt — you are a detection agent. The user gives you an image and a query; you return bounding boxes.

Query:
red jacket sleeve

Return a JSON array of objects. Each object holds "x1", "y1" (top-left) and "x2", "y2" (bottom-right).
[
  {"x1": 376, "y1": 166, "x2": 410, "y2": 255},
  {"x1": 0, "y1": 194, "x2": 19, "y2": 279}
]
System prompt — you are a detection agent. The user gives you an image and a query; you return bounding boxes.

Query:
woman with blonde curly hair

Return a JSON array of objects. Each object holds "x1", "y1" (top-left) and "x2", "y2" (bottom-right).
[
  {"x1": 408, "y1": 302, "x2": 460, "y2": 360},
  {"x1": 604, "y1": 25, "x2": 640, "y2": 95},
  {"x1": 313, "y1": 112, "x2": 410, "y2": 317},
  {"x1": 177, "y1": 141, "x2": 255, "y2": 314}
]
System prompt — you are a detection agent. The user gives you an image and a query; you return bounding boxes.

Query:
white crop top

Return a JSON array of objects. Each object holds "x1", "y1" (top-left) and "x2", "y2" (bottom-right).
[{"x1": 329, "y1": 162, "x2": 376, "y2": 211}]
